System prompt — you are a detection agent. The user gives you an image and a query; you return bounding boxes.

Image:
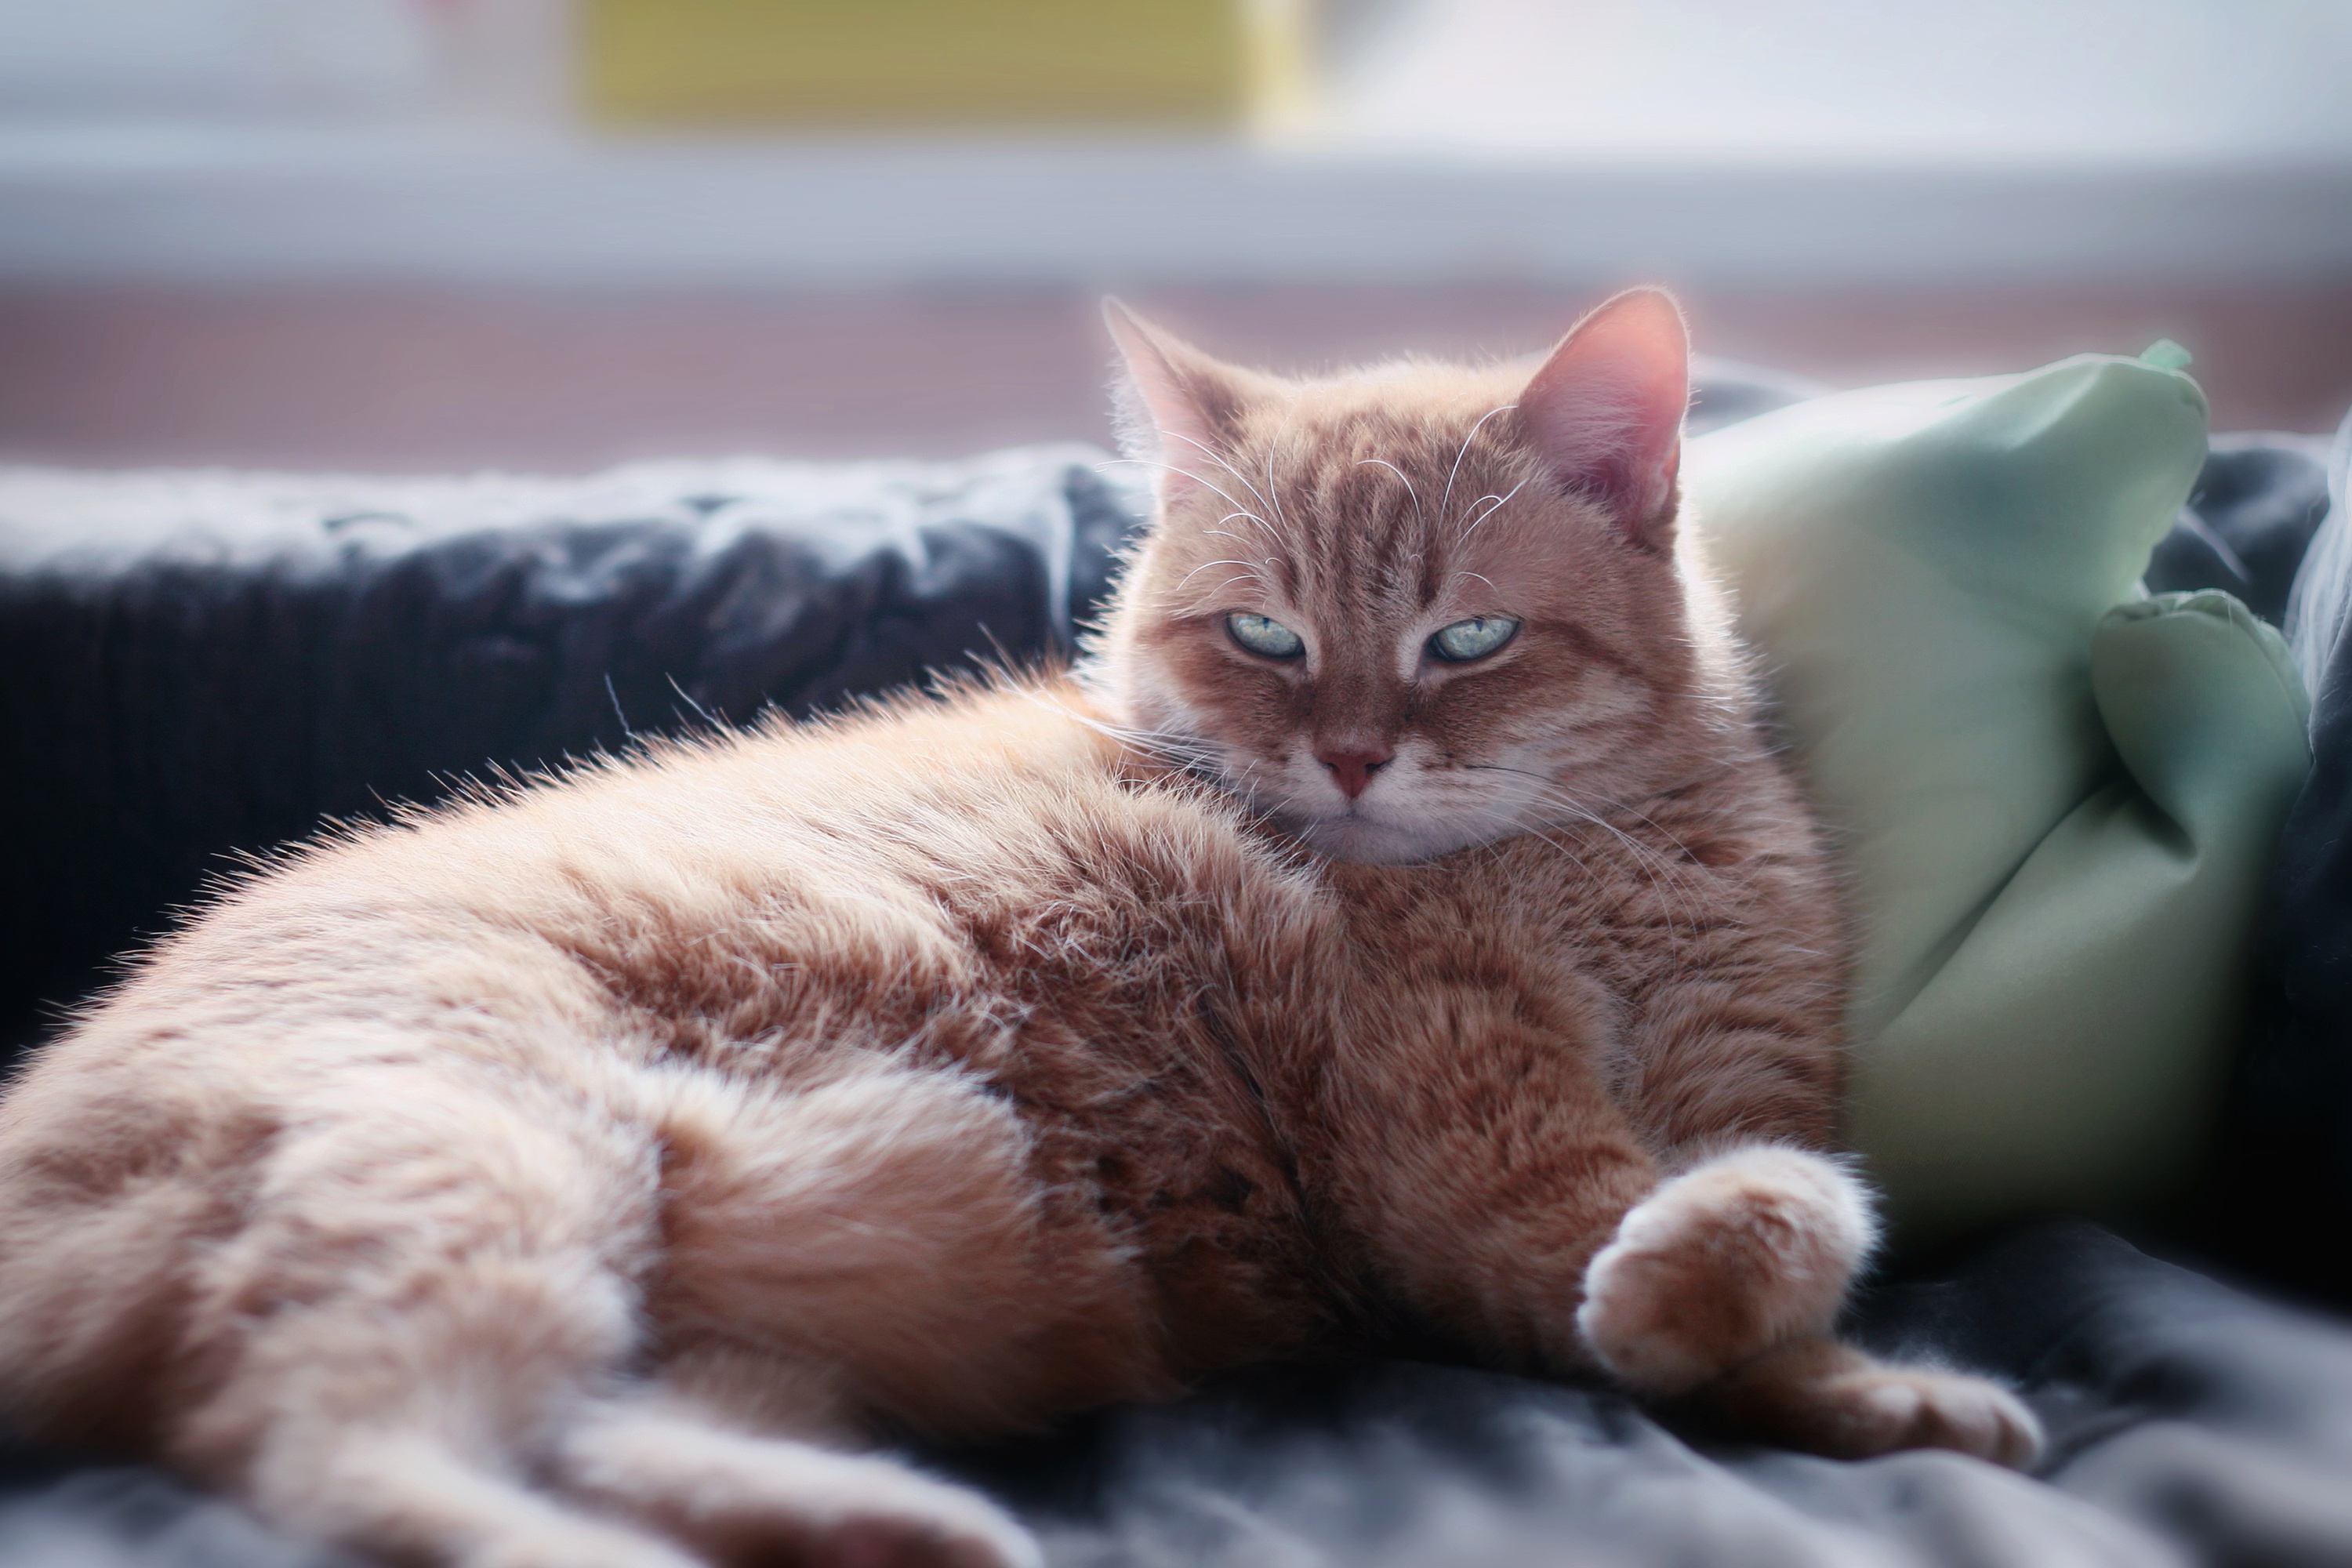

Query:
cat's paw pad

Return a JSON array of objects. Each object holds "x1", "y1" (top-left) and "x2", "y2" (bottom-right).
[
  {"x1": 1577, "y1": 1145, "x2": 1876, "y2": 1395},
  {"x1": 1717, "y1": 1338, "x2": 2045, "y2": 1470},
  {"x1": 1828, "y1": 1364, "x2": 2043, "y2": 1469}
]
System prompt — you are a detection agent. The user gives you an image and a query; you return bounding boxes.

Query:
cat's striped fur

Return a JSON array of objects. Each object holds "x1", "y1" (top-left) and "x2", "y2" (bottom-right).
[{"x1": 0, "y1": 292, "x2": 2038, "y2": 1568}]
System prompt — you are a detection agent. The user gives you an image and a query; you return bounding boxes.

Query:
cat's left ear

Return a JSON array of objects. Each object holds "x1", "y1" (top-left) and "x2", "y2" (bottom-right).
[
  {"x1": 1513, "y1": 288, "x2": 1690, "y2": 552},
  {"x1": 1103, "y1": 299, "x2": 1265, "y2": 510}
]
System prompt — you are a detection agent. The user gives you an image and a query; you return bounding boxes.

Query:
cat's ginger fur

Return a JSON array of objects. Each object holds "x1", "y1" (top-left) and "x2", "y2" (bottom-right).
[{"x1": 0, "y1": 291, "x2": 2038, "y2": 1568}]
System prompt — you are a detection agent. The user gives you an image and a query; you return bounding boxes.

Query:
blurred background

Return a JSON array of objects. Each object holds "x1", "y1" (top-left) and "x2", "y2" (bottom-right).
[{"x1": 1, "y1": 0, "x2": 2347, "y2": 473}]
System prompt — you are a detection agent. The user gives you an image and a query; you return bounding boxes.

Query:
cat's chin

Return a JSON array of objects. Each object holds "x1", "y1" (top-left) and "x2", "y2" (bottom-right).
[{"x1": 1291, "y1": 813, "x2": 1490, "y2": 866}]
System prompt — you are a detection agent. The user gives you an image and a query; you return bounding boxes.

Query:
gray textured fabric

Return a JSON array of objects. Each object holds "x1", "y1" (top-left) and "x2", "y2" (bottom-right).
[
  {"x1": 943, "y1": 1224, "x2": 2352, "y2": 1567},
  {"x1": 5, "y1": 1225, "x2": 2349, "y2": 1567}
]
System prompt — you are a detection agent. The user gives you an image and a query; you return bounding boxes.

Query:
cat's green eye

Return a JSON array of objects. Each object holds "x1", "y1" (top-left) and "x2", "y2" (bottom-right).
[
  {"x1": 1227, "y1": 613, "x2": 1305, "y2": 659},
  {"x1": 1430, "y1": 616, "x2": 1520, "y2": 662}
]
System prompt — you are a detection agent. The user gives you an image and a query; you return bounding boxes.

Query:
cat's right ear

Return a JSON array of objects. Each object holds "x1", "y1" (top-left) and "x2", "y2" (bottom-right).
[
  {"x1": 1513, "y1": 288, "x2": 1690, "y2": 553},
  {"x1": 1103, "y1": 300, "x2": 1255, "y2": 510}
]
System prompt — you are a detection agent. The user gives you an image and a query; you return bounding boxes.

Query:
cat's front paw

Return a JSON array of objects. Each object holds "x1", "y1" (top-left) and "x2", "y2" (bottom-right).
[
  {"x1": 1711, "y1": 1336, "x2": 2045, "y2": 1469},
  {"x1": 1577, "y1": 1145, "x2": 1876, "y2": 1395}
]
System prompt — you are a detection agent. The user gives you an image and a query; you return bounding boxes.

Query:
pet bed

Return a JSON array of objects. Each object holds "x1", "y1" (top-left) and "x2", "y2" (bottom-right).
[{"x1": 0, "y1": 366, "x2": 2345, "y2": 1566}]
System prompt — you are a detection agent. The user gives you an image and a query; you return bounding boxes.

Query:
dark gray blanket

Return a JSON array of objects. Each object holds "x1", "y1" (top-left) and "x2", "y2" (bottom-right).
[
  {"x1": 956, "y1": 1222, "x2": 2352, "y2": 1568},
  {"x1": 2, "y1": 1223, "x2": 2347, "y2": 1566},
  {"x1": 2, "y1": 374, "x2": 2348, "y2": 1566}
]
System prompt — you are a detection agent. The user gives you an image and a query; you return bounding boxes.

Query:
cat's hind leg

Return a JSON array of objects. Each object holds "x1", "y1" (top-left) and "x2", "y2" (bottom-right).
[
  {"x1": 1708, "y1": 1334, "x2": 2043, "y2": 1470},
  {"x1": 639, "y1": 1058, "x2": 1167, "y2": 1438},
  {"x1": 1573, "y1": 1144, "x2": 2042, "y2": 1467},
  {"x1": 167, "y1": 1067, "x2": 704, "y2": 1568},
  {"x1": 265, "y1": 1428, "x2": 706, "y2": 1568},
  {"x1": 549, "y1": 1058, "x2": 1165, "y2": 1567},
  {"x1": 555, "y1": 1374, "x2": 1039, "y2": 1568},
  {"x1": 171, "y1": 1051, "x2": 1139, "y2": 1567}
]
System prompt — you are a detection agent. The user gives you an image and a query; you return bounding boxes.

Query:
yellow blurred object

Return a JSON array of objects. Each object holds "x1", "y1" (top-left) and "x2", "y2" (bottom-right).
[{"x1": 581, "y1": 0, "x2": 1312, "y2": 131}]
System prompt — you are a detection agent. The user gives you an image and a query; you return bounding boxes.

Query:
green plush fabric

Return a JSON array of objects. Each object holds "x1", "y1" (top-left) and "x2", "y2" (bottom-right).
[{"x1": 1686, "y1": 357, "x2": 2311, "y2": 1240}]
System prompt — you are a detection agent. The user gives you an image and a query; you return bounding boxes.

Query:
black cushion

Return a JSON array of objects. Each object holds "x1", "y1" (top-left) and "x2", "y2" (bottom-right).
[{"x1": 0, "y1": 448, "x2": 1136, "y2": 1057}]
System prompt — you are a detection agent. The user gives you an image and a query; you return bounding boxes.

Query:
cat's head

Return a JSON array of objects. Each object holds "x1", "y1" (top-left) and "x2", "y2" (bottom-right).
[{"x1": 1090, "y1": 289, "x2": 1746, "y2": 866}]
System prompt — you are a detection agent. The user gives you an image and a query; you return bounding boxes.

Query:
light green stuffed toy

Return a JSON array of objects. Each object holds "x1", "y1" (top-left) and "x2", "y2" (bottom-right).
[{"x1": 1686, "y1": 355, "x2": 2311, "y2": 1240}]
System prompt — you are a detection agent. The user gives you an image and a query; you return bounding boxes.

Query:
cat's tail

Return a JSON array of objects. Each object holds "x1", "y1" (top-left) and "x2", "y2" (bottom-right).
[{"x1": 201, "y1": 1068, "x2": 1044, "y2": 1568}]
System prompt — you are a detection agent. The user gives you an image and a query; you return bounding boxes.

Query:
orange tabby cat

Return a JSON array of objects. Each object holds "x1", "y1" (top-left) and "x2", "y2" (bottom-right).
[{"x1": 0, "y1": 290, "x2": 2038, "y2": 1568}]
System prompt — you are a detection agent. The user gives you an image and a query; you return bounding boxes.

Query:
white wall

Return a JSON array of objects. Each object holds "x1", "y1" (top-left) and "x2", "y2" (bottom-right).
[
  {"x1": 1331, "y1": 0, "x2": 2352, "y2": 163},
  {"x1": 9, "y1": 0, "x2": 2350, "y2": 162},
  {"x1": 0, "y1": 0, "x2": 429, "y2": 120},
  {"x1": 0, "y1": 0, "x2": 2344, "y2": 288},
  {"x1": 0, "y1": 0, "x2": 564, "y2": 125}
]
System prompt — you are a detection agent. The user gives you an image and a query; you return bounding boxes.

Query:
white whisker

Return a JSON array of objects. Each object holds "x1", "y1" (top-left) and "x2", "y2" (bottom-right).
[
  {"x1": 1263, "y1": 428, "x2": 1294, "y2": 530},
  {"x1": 1174, "y1": 559, "x2": 1269, "y2": 593},
  {"x1": 1457, "y1": 477, "x2": 1530, "y2": 545},
  {"x1": 1012, "y1": 686, "x2": 1232, "y2": 775},
  {"x1": 1440, "y1": 404, "x2": 1518, "y2": 529},
  {"x1": 1102, "y1": 456, "x2": 1269, "y2": 533},
  {"x1": 1214, "y1": 511, "x2": 1284, "y2": 550},
  {"x1": 1156, "y1": 428, "x2": 1280, "y2": 523},
  {"x1": 1356, "y1": 458, "x2": 1427, "y2": 533},
  {"x1": 1469, "y1": 763, "x2": 1708, "y2": 939}
]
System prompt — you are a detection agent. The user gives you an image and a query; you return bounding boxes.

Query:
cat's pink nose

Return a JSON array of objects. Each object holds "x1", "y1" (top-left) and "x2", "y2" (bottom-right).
[{"x1": 1316, "y1": 744, "x2": 1393, "y2": 800}]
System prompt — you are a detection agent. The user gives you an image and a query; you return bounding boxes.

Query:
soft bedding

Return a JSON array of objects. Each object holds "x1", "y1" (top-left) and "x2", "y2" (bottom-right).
[
  {"x1": 1, "y1": 369, "x2": 2347, "y2": 1566},
  {"x1": 0, "y1": 1222, "x2": 2346, "y2": 1568},
  {"x1": 1690, "y1": 354, "x2": 2307, "y2": 1238},
  {"x1": 2214, "y1": 409, "x2": 2352, "y2": 1308}
]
